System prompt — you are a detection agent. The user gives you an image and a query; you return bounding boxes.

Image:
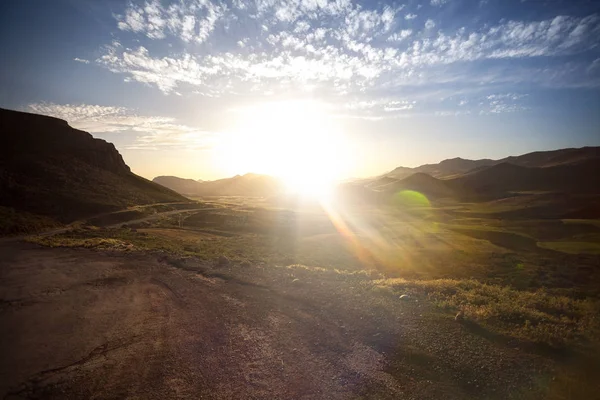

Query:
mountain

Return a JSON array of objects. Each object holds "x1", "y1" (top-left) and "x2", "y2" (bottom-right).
[
  {"x1": 500, "y1": 147, "x2": 600, "y2": 168},
  {"x1": 382, "y1": 158, "x2": 600, "y2": 200},
  {"x1": 380, "y1": 172, "x2": 455, "y2": 198},
  {"x1": 153, "y1": 173, "x2": 285, "y2": 197},
  {"x1": 0, "y1": 108, "x2": 187, "y2": 228},
  {"x1": 449, "y1": 159, "x2": 600, "y2": 197},
  {"x1": 153, "y1": 176, "x2": 204, "y2": 196},
  {"x1": 385, "y1": 147, "x2": 600, "y2": 180},
  {"x1": 344, "y1": 148, "x2": 600, "y2": 212},
  {"x1": 365, "y1": 176, "x2": 398, "y2": 189},
  {"x1": 387, "y1": 158, "x2": 496, "y2": 180}
]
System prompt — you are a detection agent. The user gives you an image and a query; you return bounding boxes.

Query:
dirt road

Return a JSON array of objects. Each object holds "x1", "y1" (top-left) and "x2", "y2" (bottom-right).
[
  {"x1": 0, "y1": 242, "x2": 559, "y2": 399},
  {"x1": 106, "y1": 208, "x2": 216, "y2": 229}
]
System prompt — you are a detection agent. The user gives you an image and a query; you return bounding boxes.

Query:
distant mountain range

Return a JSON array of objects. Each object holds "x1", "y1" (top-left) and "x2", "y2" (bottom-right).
[
  {"x1": 0, "y1": 108, "x2": 186, "y2": 228},
  {"x1": 384, "y1": 147, "x2": 600, "y2": 180},
  {"x1": 4, "y1": 106, "x2": 596, "y2": 228},
  {"x1": 153, "y1": 173, "x2": 284, "y2": 197},
  {"x1": 342, "y1": 147, "x2": 600, "y2": 208},
  {"x1": 154, "y1": 147, "x2": 600, "y2": 202}
]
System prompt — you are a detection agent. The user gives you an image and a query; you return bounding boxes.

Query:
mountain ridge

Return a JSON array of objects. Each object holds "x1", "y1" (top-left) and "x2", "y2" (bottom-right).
[
  {"x1": 0, "y1": 108, "x2": 187, "y2": 231},
  {"x1": 152, "y1": 173, "x2": 285, "y2": 197},
  {"x1": 385, "y1": 146, "x2": 600, "y2": 181}
]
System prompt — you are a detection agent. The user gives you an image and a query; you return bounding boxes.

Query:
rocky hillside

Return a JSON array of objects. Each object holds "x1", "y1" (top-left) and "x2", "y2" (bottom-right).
[{"x1": 0, "y1": 108, "x2": 187, "y2": 231}]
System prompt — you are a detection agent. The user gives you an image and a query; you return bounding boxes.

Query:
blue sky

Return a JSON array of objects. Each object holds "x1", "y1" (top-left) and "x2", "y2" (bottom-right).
[{"x1": 1, "y1": 0, "x2": 599, "y2": 180}]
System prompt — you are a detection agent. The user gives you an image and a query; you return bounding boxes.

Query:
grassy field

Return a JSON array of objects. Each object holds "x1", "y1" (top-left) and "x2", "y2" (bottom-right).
[{"x1": 27, "y1": 194, "x2": 600, "y2": 351}]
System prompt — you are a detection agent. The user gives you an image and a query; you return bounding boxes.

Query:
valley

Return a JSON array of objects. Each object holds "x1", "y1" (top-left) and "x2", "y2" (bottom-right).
[
  {"x1": 2, "y1": 192, "x2": 597, "y2": 399},
  {"x1": 1, "y1": 109, "x2": 599, "y2": 399}
]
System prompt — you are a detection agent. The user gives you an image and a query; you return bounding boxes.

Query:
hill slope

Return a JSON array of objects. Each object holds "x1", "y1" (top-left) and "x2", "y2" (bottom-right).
[
  {"x1": 153, "y1": 176, "x2": 204, "y2": 196},
  {"x1": 379, "y1": 172, "x2": 455, "y2": 198},
  {"x1": 0, "y1": 108, "x2": 187, "y2": 229},
  {"x1": 386, "y1": 146, "x2": 600, "y2": 180},
  {"x1": 343, "y1": 153, "x2": 600, "y2": 214},
  {"x1": 153, "y1": 173, "x2": 284, "y2": 197},
  {"x1": 449, "y1": 159, "x2": 600, "y2": 197}
]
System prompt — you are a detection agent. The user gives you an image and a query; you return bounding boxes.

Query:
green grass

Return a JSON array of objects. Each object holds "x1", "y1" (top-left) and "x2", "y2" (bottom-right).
[{"x1": 376, "y1": 278, "x2": 600, "y2": 348}]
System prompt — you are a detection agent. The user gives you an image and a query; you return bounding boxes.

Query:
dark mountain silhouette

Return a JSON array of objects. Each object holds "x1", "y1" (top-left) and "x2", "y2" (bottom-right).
[
  {"x1": 378, "y1": 159, "x2": 600, "y2": 200},
  {"x1": 345, "y1": 150, "x2": 600, "y2": 215},
  {"x1": 449, "y1": 159, "x2": 600, "y2": 197},
  {"x1": 386, "y1": 147, "x2": 600, "y2": 180},
  {"x1": 0, "y1": 108, "x2": 186, "y2": 224},
  {"x1": 500, "y1": 147, "x2": 600, "y2": 168},
  {"x1": 153, "y1": 173, "x2": 285, "y2": 197}
]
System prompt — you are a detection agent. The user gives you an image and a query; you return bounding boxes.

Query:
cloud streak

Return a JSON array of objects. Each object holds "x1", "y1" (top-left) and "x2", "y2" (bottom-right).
[{"x1": 26, "y1": 102, "x2": 217, "y2": 150}]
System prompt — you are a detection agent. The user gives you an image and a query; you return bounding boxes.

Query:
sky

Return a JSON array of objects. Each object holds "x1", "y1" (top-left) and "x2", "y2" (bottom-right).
[{"x1": 1, "y1": 0, "x2": 599, "y2": 181}]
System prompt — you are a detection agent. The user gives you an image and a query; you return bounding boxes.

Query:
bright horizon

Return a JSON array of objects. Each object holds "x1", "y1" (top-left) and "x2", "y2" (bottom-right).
[{"x1": 1, "y1": 0, "x2": 600, "y2": 185}]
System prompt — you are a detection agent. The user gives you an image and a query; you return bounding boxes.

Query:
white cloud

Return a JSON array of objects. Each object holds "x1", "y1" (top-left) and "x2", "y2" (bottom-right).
[
  {"x1": 435, "y1": 110, "x2": 471, "y2": 116},
  {"x1": 482, "y1": 93, "x2": 529, "y2": 114},
  {"x1": 387, "y1": 29, "x2": 412, "y2": 42},
  {"x1": 73, "y1": 57, "x2": 90, "y2": 64},
  {"x1": 397, "y1": 14, "x2": 600, "y2": 67},
  {"x1": 342, "y1": 98, "x2": 416, "y2": 118},
  {"x1": 588, "y1": 58, "x2": 600, "y2": 74},
  {"x1": 384, "y1": 100, "x2": 415, "y2": 112},
  {"x1": 486, "y1": 93, "x2": 528, "y2": 101},
  {"x1": 95, "y1": 1, "x2": 600, "y2": 96},
  {"x1": 26, "y1": 102, "x2": 217, "y2": 150},
  {"x1": 430, "y1": 0, "x2": 449, "y2": 6},
  {"x1": 115, "y1": 0, "x2": 225, "y2": 43},
  {"x1": 28, "y1": 103, "x2": 130, "y2": 132}
]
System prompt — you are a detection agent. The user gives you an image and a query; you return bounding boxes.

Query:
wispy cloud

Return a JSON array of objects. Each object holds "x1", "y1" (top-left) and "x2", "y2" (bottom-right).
[
  {"x1": 26, "y1": 102, "x2": 217, "y2": 150},
  {"x1": 73, "y1": 57, "x2": 90, "y2": 64},
  {"x1": 387, "y1": 29, "x2": 412, "y2": 42},
  {"x1": 115, "y1": 0, "x2": 225, "y2": 43},
  {"x1": 484, "y1": 93, "x2": 529, "y2": 114},
  {"x1": 89, "y1": 0, "x2": 600, "y2": 102}
]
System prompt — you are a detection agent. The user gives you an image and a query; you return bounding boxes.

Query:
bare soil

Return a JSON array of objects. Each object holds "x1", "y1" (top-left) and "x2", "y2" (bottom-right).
[{"x1": 0, "y1": 241, "x2": 577, "y2": 399}]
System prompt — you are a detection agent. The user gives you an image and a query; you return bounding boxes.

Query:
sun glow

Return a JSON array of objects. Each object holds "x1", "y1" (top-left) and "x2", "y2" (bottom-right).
[{"x1": 217, "y1": 100, "x2": 350, "y2": 199}]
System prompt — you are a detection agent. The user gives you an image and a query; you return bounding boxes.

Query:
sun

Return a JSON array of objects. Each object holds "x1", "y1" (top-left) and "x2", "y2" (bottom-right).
[{"x1": 217, "y1": 100, "x2": 350, "y2": 200}]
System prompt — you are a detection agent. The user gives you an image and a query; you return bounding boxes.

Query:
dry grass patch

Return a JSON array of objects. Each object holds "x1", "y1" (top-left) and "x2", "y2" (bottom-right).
[
  {"x1": 0, "y1": 206, "x2": 60, "y2": 236},
  {"x1": 376, "y1": 278, "x2": 600, "y2": 348}
]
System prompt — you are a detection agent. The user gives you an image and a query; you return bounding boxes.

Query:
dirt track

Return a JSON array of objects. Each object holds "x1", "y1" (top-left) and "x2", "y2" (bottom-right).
[{"x1": 0, "y1": 242, "x2": 559, "y2": 399}]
